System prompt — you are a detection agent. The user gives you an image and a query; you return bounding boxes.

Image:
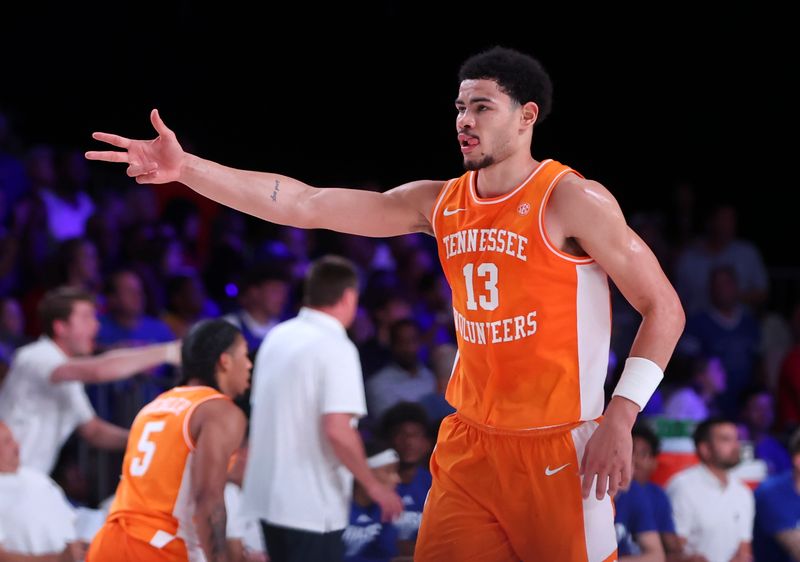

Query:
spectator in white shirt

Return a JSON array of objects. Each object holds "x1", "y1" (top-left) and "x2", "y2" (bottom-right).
[
  {"x1": 0, "y1": 287, "x2": 181, "y2": 474},
  {"x1": 666, "y1": 417, "x2": 754, "y2": 562},
  {"x1": 0, "y1": 421, "x2": 86, "y2": 562},
  {"x1": 243, "y1": 256, "x2": 402, "y2": 562}
]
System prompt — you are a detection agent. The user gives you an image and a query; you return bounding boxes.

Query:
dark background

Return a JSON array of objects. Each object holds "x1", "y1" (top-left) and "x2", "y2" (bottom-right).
[{"x1": 1, "y1": 3, "x2": 796, "y2": 264}]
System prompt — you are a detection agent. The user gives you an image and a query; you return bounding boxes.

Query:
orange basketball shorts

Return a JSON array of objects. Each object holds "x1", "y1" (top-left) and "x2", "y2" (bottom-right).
[
  {"x1": 415, "y1": 414, "x2": 618, "y2": 562},
  {"x1": 87, "y1": 519, "x2": 189, "y2": 562}
]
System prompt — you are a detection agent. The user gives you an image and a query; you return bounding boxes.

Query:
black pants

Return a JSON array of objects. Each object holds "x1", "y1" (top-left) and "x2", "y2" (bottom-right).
[{"x1": 261, "y1": 521, "x2": 344, "y2": 562}]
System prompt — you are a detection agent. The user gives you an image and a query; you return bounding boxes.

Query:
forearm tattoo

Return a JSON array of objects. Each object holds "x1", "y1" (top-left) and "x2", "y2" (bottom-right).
[
  {"x1": 208, "y1": 503, "x2": 228, "y2": 560},
  {"x1": 270, "y1": 179, "x2": 280, "y2": 202}
]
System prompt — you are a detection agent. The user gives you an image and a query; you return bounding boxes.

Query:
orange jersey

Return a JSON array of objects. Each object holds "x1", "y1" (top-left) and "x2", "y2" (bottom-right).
[
  {"x1": 432, "y1": 159, "x2": 610, "y2": 429},
  {"x1": 106, "y1": 386, "x2": 228, "y2": 555}
]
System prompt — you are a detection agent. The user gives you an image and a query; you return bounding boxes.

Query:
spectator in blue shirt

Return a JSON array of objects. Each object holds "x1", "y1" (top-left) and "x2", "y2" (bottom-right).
[
  {"x1": 379, "y1": 403, "x2": 433, "y2": 558},
  {"x1": 632, "y1": 422, "x2": 683, "y2": 561},
  {"x1": 739, "y1": 387, "x2": 791, "y2": 476},
  {"x1": 680, "y1": 265, "x2": 761, "y2": 418},
  {"x1": 343, "y1": 443, "x2": 402, "y2": 562},
  {"x1": 754, "y1": 427, "x2": 800, "y2": 561},
  {"x1": 614, "y1": 479, "x2": 664, "y2": 561}
]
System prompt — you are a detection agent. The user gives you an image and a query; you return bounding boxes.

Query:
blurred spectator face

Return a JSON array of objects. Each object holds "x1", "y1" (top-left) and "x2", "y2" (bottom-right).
[
  {"x1": 373, "y1": 461, "x2": 401, "y2": 490},
  {"x1": 73, "y1": 240, "x2": 100, "y2": 285},
  {"x1": 0, "y1": 422, "x2": 20, "y2": 473},
  {"x1": 632, "y1": 436, "x2": 657, "y2": 483},
  {"x1": 349, "y1": 307, "x2": 375, "y2": 345},
  {"x1": 27, "y1": 146, "x2": 57, "y2": 187},
  {"x1": 698, "y1": 357, "x2": 727, "y2": 395},
  {"x1": 375, "y1": 298, "x2": 412, "y2": 333},
  {"x1": 253, "y1": 280, "x2": 289, "y2": 319},
  {"x1": 125, "y1": 187, "x2": 159, "y2": 225},
  {"x1": 742, "y1": 392, "x2": 775, "y2": 433},
  {"x1": 54, "y1": 300, "x2": 99, "y2": 356},
  {"x1": 60, "y1": 150, "x2": 90, "y2": 192},
  {"x1": 179, "y1": 276, "x2": 206, "y2": 317},
  {"x1": 708, "y1": 205, "x2": 737, "y2": 243},
  {"x1": 390, "y1": 422, "x2": 432, "y2": 466},
  {"x1": 0, "y1": 298, "x2": 24, "y2": 337},
  {"x1": 109, "y1": 272, "x2": 145, "y2": 318},
  {"x1": 709, "y1": 268, "x2": 739, "y2": 310},
  {"x1": 162, "y1": 239, "x2": 185, "y2": 276},
  {"x1": 700, "y1": 422, "x2": 741, "y2": 469},
  {"x1": 431, "y1": 344, "x2": 457, "y2": 382},
  {"x1": 391, "y1": 323, "x2": 420, "y2": 370}
]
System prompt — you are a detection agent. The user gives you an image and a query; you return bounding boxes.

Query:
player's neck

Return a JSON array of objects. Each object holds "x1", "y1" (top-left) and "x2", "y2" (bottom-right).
[{"x1": 474, "y1": 153, "x2": 539, "y2": 199}]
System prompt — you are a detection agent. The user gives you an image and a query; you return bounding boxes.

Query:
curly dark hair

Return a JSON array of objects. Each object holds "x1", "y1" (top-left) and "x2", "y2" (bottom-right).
[{"x1": 459, "y1": 46, "x2": 553, "y2": 123}]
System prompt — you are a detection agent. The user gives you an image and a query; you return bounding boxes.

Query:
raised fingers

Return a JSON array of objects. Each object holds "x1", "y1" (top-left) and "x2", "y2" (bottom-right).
[
  {"x1": 150, "y1": 109, "x2": 173, "y2": 137},
  {"x1": 92, "y1": 132, "x2": 132, "y2": 148},
  {"x1": 84, "y1": 150, "x2": 129, "y2": 163}
]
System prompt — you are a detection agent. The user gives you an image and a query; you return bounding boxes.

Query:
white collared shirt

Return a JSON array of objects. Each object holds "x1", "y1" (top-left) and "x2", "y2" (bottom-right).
[
  {"x1": 0, "y1": 337, "x2": 95, "y2": 474},
  {"x1": 243, "y1": 307, "x2": 367, "y2": 532},
  {"x1": 0, "y1": 467, "x2": 76, "y2": 554},
  {"x1": 666, "y1": 463, "x2": 754, "y2": 562}
]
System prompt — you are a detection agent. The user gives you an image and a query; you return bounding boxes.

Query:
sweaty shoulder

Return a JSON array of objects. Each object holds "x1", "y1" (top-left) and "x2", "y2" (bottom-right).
[
  {"x1": 385, "y1": 179, "x2": 447, "y2": 235},
  {"x1": 189, "y1": 396, "x2": 245, "y2": 445},
  {"x1": 546, "y1": 173, "x2": 624, "y2": 240}
]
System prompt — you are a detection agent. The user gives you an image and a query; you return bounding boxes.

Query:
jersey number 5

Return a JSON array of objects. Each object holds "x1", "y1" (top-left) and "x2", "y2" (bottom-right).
[
  {"x1": 463, "y1": 262, "x2": 499, "y2": 311},
  {"x1": 130, "y1": 421, "x2": 166, "y2": 476}
]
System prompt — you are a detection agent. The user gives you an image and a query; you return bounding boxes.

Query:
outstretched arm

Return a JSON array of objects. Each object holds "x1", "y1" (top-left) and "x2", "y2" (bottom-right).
[
  {"x1": 50, "y1": 341, "x2": 180, "y2": 384},
  {"x1": 86, "y1": 110, "x2": 444, "y2": 237},
  {"x1": 78, "y1": 417, "x2": 129, "y2": 450},
  {"x1": 547, "y1": 174, "x2": 685, "y2": 500}
]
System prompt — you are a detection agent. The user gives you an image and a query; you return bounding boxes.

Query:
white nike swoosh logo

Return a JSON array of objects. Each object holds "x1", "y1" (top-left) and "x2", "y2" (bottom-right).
[
  {"x1": 545, "y1": 463, "x2": 570, "y2": 476},
  {"x1": 443, "y1": 207, "x2": 466, "y2": 216}
]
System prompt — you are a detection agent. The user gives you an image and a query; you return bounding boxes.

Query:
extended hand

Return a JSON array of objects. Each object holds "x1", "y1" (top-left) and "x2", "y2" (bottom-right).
[
  {"x1": 367, "y1": 482, "x2": 404, "y2": 523},
  {"x1": 85, "y1": 109, "x2": 184, "y2": 184},
  {"x1": 580, "y1": 411, "x2": 634, "y2": 500}
]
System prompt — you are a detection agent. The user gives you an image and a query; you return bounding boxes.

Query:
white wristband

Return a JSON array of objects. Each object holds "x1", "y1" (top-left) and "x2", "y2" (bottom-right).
[{"x1": 611, "y1": 357, "x2": 664, "y2": 411}]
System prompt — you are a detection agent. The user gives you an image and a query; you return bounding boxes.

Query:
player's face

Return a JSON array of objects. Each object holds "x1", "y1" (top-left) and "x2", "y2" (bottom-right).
[
  {"x1": 220, "y1": 336, "x2": 252, "y2": 398},
  {"x1": 58, "y1": 301, "x2": 99, "y2": 356},
  {"x1": 456, "y1": 79, "x2": 523, "y2": 171}
]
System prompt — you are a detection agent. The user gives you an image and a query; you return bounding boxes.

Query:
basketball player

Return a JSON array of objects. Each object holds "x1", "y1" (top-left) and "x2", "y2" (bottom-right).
[
  {"x1": 87, "y1": 319, "x2": 250, "y2": 561},
  {"x1": 86, "y1": 46, "x2": 685, "y2": 561}
]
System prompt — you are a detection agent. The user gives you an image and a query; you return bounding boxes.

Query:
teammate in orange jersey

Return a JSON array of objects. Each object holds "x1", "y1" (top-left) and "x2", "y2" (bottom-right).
[
  {"x1": 86, "y1": 46, "x2": 685, "y2": 561},
  {"x1": 87, "y1": 319, "x2": 251, "y2": 562}
]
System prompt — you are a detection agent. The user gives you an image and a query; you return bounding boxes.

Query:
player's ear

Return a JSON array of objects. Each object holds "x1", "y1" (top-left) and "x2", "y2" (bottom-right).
[
  {"x1": 521, "y1": 101, "x2": 539, "y2": 128},
  {"x1": 218, "y1": 351, "x2": 233, "y2": 373}
]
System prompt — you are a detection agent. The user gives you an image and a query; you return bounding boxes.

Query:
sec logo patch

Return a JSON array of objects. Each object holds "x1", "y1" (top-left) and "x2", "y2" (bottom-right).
[{"x1": 518, "y1": 203, "x2": 531, "y2": 216}]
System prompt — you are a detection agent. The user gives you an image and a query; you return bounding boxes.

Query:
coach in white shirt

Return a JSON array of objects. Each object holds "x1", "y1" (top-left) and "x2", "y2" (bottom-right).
[
  {"x1": 244, "y1": 256, "x2": 403, "y2": 562},
  {"x1": 666, "y1": 417, "x2": 754, "y2": 562},
  {"x1": 0, "y1": 287, "x2": 180, "y2": 474}
]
